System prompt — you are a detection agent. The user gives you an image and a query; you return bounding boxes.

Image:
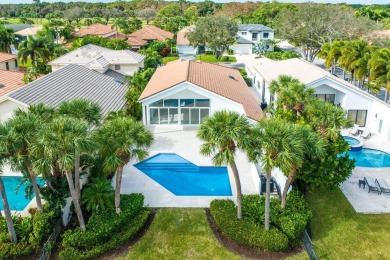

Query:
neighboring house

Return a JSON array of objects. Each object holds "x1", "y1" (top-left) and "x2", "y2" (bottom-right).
[
  {"x1": 0, "y1": 69, "x2": 25, "y2": 121},
  {"x1": 176, "y1": 26, "x2": 197, "y2": 55},
  {"x1": 231, "y1": 24, "x2": 274, "y2": 55},
  {"x1": 139, "y1": 59, "x2": 263, "y2": 126},
  {"x1": 0, "y1": 53, "x2": 18, "y2": 71},
  {"x1": 49, "y1": 44, "x2": 145, "y2": 76},
  {"x1": 246, "y1": 58, "x2": 390, "y2": 141},
  {"x1": 5, "y1": 24, "x2": 33, "y2": 33},
  {"x1": 127, "y1": 25, "x2": 174, "y2": 51},
  {"x1": 0, "y1": 64, "x2": 129, "y2": 122},
  {"x1": 15, "y1": 26, "x2": 43, "y2": 41},
  {"x1": 73, "y1": 23, "x2": 125, "y2": 39}
]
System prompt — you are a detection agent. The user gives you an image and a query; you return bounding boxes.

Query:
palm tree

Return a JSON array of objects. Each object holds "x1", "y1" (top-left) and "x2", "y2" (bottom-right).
[
  {"x1": 279, "y1": 81, "x2": 315, "y2": 117},
  {"x1": 269, "y1": 75, "x2": 299, "y2": 110},
  {"x1": 57, "y1": 99, "x2": 102, "y2": 200},
  {"x1": 368, "y1": 48, "x2": 390, "y2": 102},
  {"x1": 253, "y1": 119, "x2": 304, "y2": 229},
  {"x1": 198, "y1": 110, "x2": 255, "y2": 219},
  {"x1": 0, "y1": 25, "x2": 16, "y2": 53},
  {"x1": 37, "y1": 117, "x2": 92, "y2": 231},
  {"x1": 94, "y1": 116, "x2": 153, "y2": 214},
  {"x1": 6, "y1": 105, "x2": 55, "y2": 213},
  {"x1": 111, "y1": 18, "x2": 124, "y2": 39},
  {"x1": 17, "y1": 35, "x2": 52, "y2": 67},
  {"x1": 82, "y1": 178, "x2": 114, "y2": 214},
  {"x1": 339, "y1": 41, "x2": 368, "y2": 85},
  {"x1": 0, "y1": 123, "x2": 17, "y2": 243}
]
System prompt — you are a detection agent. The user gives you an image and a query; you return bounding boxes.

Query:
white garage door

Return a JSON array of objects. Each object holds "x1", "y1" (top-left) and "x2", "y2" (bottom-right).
[
  {"x1": 177, "y1": 45, "x2": 197, "y2": 55},
  {"x1": 231, "y1": 44, "x2": 252, "y2": 55}
]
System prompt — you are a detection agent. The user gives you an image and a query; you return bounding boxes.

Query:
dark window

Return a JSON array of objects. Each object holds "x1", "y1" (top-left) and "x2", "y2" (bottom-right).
[
  {"x1": 195, "y1": 99, "x2": 210, "y2": 107},
  {"x1": 263, "y1": 32, "x2": 269, "y2": 38},
  {"x1": 315, "y1": 94, "x2": 335, "y2": 104},
  {"x1": 14, "y1": 60, "x2": 18, "y2": 68},
  {"x1": 241, "y1": 32, "x2": 247, "y2": 35},
  {"x1": 180, "y1": 99, "x2": 195, "y2": 107},
  {"x1": 164, "y1": 99, "x2": 179, "y2": 107},
  {"x1": 115, "y1": 65, "x2": 121, "y2": 70},
  {"x1": 150, "y1": 100, "x2": 164, "y2": 107},
  {"x1": 5, "y1": 62, "x2": 9, "y2": 70},
  {"x1": 347, "y1": 110, "x2": 367, "y2": 127},
  {"x1": 252, "y1": 33, "x2": 258, "y2": 40}
]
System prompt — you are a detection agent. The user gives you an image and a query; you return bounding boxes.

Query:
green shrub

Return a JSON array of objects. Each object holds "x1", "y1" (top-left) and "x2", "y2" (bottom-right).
[
  {"x1": 220, "y1": 56, "x2": 229, "y2": 62},
  {"x1": 0, "y1": 241, "x2": 35, "y2": 259},
  {"x1": 62, "y1": 194, "x2": 143, "y2": 250},
  {"x1": 0, "y1": 232, "x2": 9, "y2": 243},
  {"x1": 261, "y1": 228, "x2": 289, "y2": 251},
  {"x1": 60, "y1": 207, "x2": 150, "y2": 259},
  {"x1": 30, "y1": 207, "x2": 60, "y2": 244},
  {"x1": 205, "y1": 51, "x2": 214, "y2": 55}
]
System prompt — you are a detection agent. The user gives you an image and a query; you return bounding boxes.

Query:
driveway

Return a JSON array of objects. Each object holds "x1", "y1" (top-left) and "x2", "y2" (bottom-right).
[{"x1": 178, "y1": 54, "x2": 195, "y2": 60}]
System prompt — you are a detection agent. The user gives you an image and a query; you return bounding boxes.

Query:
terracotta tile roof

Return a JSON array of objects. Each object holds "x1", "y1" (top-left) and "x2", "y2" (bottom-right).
[
  {"x1": 177, "y1": 26, "x2": 194, "y2": 45},
  {"x1": 74, "y1": 23, "x2": 116, "y2": 37},
  {"x1": 127, "y1": 25, "x2": 174, "y2": 46},
  {"x1": 0, "y1": 69, "x2": 25, "y2": 97},
  {"x1": 139, "y1": 60, "x2": 263, "y2": 121},
  {"x1": 106, "y1": 32, "x2": 127, "y2": 40},
  {"x1": 0, "y1": 52, "x2": 17, "y2": 63}
]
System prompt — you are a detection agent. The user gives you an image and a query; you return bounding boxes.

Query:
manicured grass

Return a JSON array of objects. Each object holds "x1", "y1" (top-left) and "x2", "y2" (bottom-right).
[
  {"x1": 162, "y1": 56, "x2": 179, "y2": 65},
  {"x1": 289, "y1": 188, "x2": 390, "y2": 259},
  {"x1": 195, "y1": 54, "x2": 237, "y2": 63},
  {"x1": 121, "y1": 208, "x2": 239, "y2": 259}
]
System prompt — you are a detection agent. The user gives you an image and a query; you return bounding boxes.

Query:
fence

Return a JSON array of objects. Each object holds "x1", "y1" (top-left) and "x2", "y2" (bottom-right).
[
  {"x1": 302, "y1": 229, "x2": 318, "y2": 260},
  {"x1": 39, "y1": 218, "x2": 63, "y2": 260}
]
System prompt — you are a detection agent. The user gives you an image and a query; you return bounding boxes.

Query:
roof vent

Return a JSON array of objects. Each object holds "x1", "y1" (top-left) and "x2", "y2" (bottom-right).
[
  {"x1": 0, "y1": 83, "x2": 4, "y2": 88},
  {"x1": 114, "y1": 79, "x2": 123, "y2": 84},
  {"x1": 228, "y1": 75, "x2": 236, "y2": 80}
]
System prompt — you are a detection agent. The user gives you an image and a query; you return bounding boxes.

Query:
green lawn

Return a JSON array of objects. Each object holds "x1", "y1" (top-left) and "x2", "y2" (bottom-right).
[
  {"x1": 195, "y1": 54, "x2": 237, "y2": 63},
  {"x1": 121, "y1": 208, "x2": 239, "y2": 260},
  {"x1": 162, "y1": 56, "x2": 179, "y2": 65},
  {"x1": 289, "y1": 188, "x2": 390, "y2": 259}
]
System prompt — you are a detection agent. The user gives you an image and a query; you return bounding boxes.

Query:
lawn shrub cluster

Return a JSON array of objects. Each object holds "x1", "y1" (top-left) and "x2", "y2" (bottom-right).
[
  {"x1": 0, "y1": 205, "x2": 60, "y2": 259},
  {"x1": 265, "y1": 51, "x2": 301, "y2": 61},
  {"x1": 210, "y1": 190, "x2": 311, "y2": 251},
  {"x1": 59, "y1": 194, "x2": 150, "y2": 260}
]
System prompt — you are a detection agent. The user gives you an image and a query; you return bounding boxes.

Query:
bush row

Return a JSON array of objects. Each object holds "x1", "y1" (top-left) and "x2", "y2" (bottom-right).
[
  {"x1": 61, "y1": 193, "x2": 144, "y2": 250},
  {"x1": 59, "y1": 208, "x2": 150, "y2": 259},
  {"x1": 210, "y1": 190, "x2": 311, "y2": 251}
]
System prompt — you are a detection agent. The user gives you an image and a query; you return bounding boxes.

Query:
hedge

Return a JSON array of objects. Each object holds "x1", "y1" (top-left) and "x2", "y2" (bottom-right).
[{"x1": 59, "y1": 209, "x2": 150, "y2": 260}]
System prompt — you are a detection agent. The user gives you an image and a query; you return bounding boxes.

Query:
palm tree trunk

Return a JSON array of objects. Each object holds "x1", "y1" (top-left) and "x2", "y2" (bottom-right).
[
  {"x1": 27, "y1": 165, "x2": 43, "y2": 213},
  {"x1": 115, "y1": 165, "x2": 124, "y2": 214},
  {"x1": 281, "y1": 170, "x2": 295, "y2": 209},
  {"x1": 265, "y1": 171, "x2": 271, "y2": 230},
  {"x1": 0, "y1": 178, "x2": 17, "y2": 242},
  {"x1": 74, "y1": 152, "x2": 81, "y2": 201},
  {"x1": 65, "y1": 170, "x2": 86, "y2": 231},
  {"x1": 229, "y1": 160, "x2": 242, "y2": 219}
]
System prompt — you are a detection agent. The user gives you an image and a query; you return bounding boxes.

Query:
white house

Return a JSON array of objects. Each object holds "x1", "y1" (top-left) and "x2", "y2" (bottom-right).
[
  {"x1": 138, "y1": 59, "x2": 263, "y2": 127},
  {"x1": 49, "y1": 44, "x2": 145, "y2": 76},
  {"x1": 0, "y1": 52, "x2": 18, "y2": 71},
  {"x1": 176, "y1": 26, "x2": 197, "y2": 55},
  {"x1": 246, "y1": 58, "x2": 390, "y2": 141},
  {"x1": 230, "y1": 24, "x2": 274, "y2": 55}
]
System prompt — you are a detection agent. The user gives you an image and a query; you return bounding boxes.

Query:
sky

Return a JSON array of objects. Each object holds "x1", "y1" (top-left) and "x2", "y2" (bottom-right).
[{"x1": 1, "y1": 0, "x2": 389, "y2": 5}]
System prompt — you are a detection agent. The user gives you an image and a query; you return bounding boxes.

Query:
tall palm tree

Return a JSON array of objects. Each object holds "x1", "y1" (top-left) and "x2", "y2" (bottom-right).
[
  {"x1": 269, "y1": 75, "x2": 300, "y2": 110},
  {"x1": 368, "y1": 48, "x2": 390, "y2": 102},
  {"x1": 253, "y1": 119, "x2": 303, "y2": 229},
  {"x1": 0, "y1": 25, "x2": 16, "y2": 53},
  {"x1": 36, "y1": 117, "x2": 92, "y2": 231},
  {"x1": 94, "y1": 116, "x2": 153, "y2": 214},
  {"x1": 198, "y1": 110, "x2": 255, "y2": 219},
  {"x1": 57, "y1": 99, "x2": 102, "y2": 200},
  {"x1": 6, "y1": 105, "x2": 54, "y2": 213},
  {"x1": 17, "y1": 35, "x2": 52, "y2": 67},
  {"x1": 0, "y1": 123, "x2": 17, "y2": 243},
  {"x1": 279, "y1": 81, "x2": 315, "y2": 117},
  {"x1": 339, "y1": 40, "x2": 368, "y2": 85}
]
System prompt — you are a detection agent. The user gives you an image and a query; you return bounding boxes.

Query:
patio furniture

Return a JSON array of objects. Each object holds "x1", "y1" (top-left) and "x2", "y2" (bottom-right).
[
  {"x1": 358, "y1": 180, "x2": 366, "y2": 188},
  {"x1": 349, "y1": 124, "x2": 359, "y2": 135},
  {"x1": 360, "y1": 128, "x2": 371, "y2": 139},
  {"x1": 364, "y1": 177, "x2": 381, "y2": 194},
  {"x1": 375, "y1": 179, "x2": 390, "y2": 195}
]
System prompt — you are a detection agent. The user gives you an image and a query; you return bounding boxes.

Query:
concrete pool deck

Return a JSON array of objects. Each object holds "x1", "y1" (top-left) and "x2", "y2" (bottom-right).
[
  {"x1": 340, "y1": 129, "x2": 390, "y2": 214},
  {"x1": 119, "y1": 126, "x2": 259, "y2": 208}
]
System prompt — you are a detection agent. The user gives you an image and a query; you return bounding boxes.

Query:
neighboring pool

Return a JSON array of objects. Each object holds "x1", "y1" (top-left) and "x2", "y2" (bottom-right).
[
  {"x1": 348, "y1": 148, "x2": 390, "y2": 168},
  {"x1": 0, "y1": 177, "x2": 45, "y2": 211},
  {"x1": 134, "y1": 153, "x2": 232, "y2": 196},
  {"x1": 343, "y1": 136, "x2": 363, "y2": 151}
]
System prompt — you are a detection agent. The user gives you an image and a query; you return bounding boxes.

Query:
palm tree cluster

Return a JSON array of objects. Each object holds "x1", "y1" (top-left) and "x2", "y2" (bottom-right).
[
  {"x1": 0, "y1": 99, "x2": 153, "y2": 240},
  {"x1": 0, "y1": 25, "x2": 16, "y2": 53},
  {"x1": 198, "y1": 75, "x2": 353, "y2": 231},
  {"x1": 318, "y1": 40, "x2": 390, "y2": 102}
]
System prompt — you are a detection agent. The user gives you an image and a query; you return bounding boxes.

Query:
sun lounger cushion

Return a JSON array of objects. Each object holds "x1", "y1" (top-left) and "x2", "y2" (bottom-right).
[
  {"x1": 364, "y1": 177, "x2": 381, "y2": 194},
  {"x1": 349, "y1": 124, "x2": 359, "y2": 135},
  {"x1": 376, "y1": 179, "x2": 390, "y2": 194}
]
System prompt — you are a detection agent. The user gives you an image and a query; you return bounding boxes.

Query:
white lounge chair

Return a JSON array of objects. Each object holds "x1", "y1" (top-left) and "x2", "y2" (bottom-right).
[
  {"x1": 349, "y1": 124, "x2": 359, "y2": 135},
  {"x1": 361, "y1": 128, "x2": 370, "y2": 139}
]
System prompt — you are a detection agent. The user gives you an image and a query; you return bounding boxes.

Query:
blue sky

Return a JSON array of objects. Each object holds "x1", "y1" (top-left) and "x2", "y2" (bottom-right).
[{"x1": 2, "y1": 0, "x2": 389, "y2": 4}]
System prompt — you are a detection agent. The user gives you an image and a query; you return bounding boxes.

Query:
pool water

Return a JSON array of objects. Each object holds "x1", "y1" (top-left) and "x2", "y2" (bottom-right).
[
  {"x1": 0, "y1": 177, "x2": 45, "y2": 211},
  {"x1": 348, "y1": 148, "x2": 390, "y2": 168},
  {"x1": 344, "y1": 136, "x2": 361, "y2": 146},
  {"x1": 134, "y1": 153, "x2": 232, "y2": 196}
]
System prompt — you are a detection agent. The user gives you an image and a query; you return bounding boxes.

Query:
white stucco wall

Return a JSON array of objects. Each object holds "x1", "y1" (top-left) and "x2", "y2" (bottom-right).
[
  {"x1": 0, "y1": 59, "x2": 18, "y2": 71},
  {"x1": 108, "y1": 63, "x2": 143, "y2": 76},
  {"x1": 177, "y1": 45, "x2": 197, "y2": 55},
  {"x1": 140, "y1": 82, "x2": 247, "y2": 126},
  {"x1": 238, "y1": 30, "x2": 274, "y2": 43},
  {"x1": 0, "y1": 99, "x2": 27, "y2": 123}
]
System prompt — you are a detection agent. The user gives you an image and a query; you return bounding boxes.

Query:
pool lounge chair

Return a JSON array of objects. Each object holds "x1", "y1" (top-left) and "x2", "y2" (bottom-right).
[
  {"x1": 360, "y1": 129, "x2": 371, "y2": 139},
  {"x1": 364, "y1": 177, "x2": 381, "y2": 194},
  {"x1": 349, "y1": 124, "x2": 359, "y2": 135},
  {"x1": 376, "y1": 179, "x2": 390, "y2": 195}
]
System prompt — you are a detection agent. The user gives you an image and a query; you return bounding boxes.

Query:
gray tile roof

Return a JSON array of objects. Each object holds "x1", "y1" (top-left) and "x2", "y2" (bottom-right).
[
  {"x1": 9, "y1": 64, "x2": 129, "y2": 116},
  {"x1": 238, "y1": 24, "x2": 273, "y2": 32},
  {"x1": 5, "y1": 24, "x2": 33, "y2": 32},
  {"x1": 237, "y1": 36, "x2": 254, "y2": 44}
]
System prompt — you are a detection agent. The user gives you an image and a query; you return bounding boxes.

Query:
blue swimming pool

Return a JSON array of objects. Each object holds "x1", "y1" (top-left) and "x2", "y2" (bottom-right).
[
  {"x1": 348, "y1": 148, "x2": 390, "y2": 168},
  {"x1": 134, "y1": 153, "x2": 232, "y2": 196},
  {"x1": 0, "y1": 177, "x2": 45, "y2": 211},
  {"x1": 343, "y1": 136, "x2": 363, "y2": 151}
]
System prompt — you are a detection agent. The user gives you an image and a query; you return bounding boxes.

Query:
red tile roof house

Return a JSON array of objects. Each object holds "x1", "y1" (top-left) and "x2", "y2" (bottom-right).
[
  {"x1": 127, "y1": 25, "x2": 174, "y2": 51},
  {"x1": 73, "y1": 23, "x2": 126, "y2": 39},
  {"x1": 0, "y1": 69, "x2": 25, "y2": 120},
  {"x1": 0, "y1": 52, "x2": 19, "y2": 71},
  {"x1": 138, "y1": 59, "x2": 263, "y2": 127}
]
